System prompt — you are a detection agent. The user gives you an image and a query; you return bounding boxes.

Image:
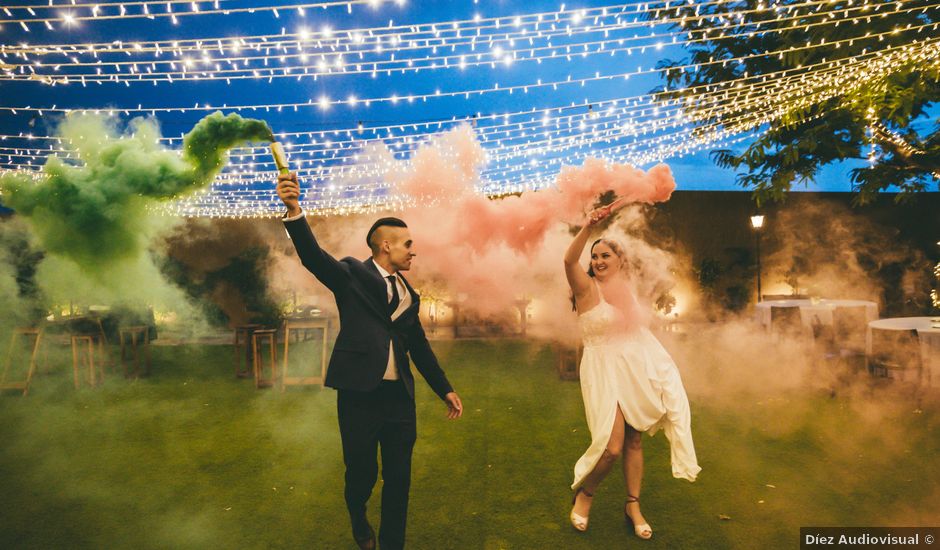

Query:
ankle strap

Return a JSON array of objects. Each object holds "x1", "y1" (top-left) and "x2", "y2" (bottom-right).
[
  {"x1": 577, "y1": 487, "x2": 594, "y2": 498},
  {"x1": 626, "y1": 495, "x2": 640, "y2": 503}
]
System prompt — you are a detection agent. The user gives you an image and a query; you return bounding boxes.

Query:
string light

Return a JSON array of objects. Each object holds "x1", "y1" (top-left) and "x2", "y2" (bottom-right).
[
  {"x1": 0, "y1": 0, "x2": 405, "y2": 28},
  {"x1": 4, "y1": 0, "x2": 929, "y2": 85},
  {"x1": 932, "y1": 249, "x2": 940, "y2": 309},
  {"x1": 4, "y1": 19, "x2": 936, "y2": 117},
  {"x1": 0, "y1": 33, "x2": 924, "y2": 153},
  {"x1": 4, "y1": 33, "x2": 935, "y2": 174},
  {"x1": 0, "y1": 0, "x2": 852, "y2": 29},
  {"x1": 5, "y1": 35, "x2": 933, "y2": 184},
  {"x1": 867, "y1": 117, "x2": 940, "y2": 180},
  {"x1": 3, "y1": 0, "x2": 936, "y2": 218}
]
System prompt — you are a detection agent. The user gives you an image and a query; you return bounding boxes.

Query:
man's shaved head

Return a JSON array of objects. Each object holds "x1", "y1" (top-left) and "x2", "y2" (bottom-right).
[
  {"x1": 368, "y1": 225, "x2": 405, "y2": 253},
  {"x1": 366, "y1": 217, "x2": 408, "y2": 253},
  {"x1": 367, "y1": 217, "x2": 415, "y2": 273}
]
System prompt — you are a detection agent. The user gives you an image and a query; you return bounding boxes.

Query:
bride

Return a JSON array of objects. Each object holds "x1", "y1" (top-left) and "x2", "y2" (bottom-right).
[{"x1": 564, "y1": 203, "x2": 700, "y2": 539}]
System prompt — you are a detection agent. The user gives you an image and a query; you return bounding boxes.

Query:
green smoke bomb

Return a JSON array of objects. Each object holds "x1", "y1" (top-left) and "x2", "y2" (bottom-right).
[{"x1": 0, "y1": 111, "x2": 275, "y2": 270}]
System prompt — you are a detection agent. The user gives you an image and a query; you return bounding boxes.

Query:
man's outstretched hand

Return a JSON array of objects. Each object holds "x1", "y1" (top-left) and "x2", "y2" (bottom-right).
[
  {"x1": 276, "y1": 172, "x2": 302, "y2": 217},
  {"x1": 444, "y1": 392, "x2": 463, "y2": 419}
]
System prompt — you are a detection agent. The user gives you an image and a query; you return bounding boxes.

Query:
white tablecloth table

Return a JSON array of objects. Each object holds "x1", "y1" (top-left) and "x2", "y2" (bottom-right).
[
  {"x1": 866, "y1": 317, "x2": 940, "y2": 385},
  {"x1": 755, "y1": 299, "x2": 879, "y2": 333}
]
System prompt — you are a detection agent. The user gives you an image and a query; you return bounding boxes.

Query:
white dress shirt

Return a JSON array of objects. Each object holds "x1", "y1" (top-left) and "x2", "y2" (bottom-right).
[
  {"x1": 283, "y1": 209, "x2": 305, "y2": 222},
  {"x1": 282, "y1": 209, "x2": 409, "y2": 380},
  {"x1": 374, "y1": 262, "x2": 411, "y2": 380}
]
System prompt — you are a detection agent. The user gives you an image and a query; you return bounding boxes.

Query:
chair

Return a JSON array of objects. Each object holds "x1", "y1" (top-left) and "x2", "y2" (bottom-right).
[
  {"x1": 809, "y1": 317, "x2": 863, "y2": 397},
  {"x1": 770, "y1": 306, "x2": 804, "y2": 339},
  {"x1": 119, "y1": 326, "x2": 151, "y2": 378},
  {"x1": 281, "y1": 318, "x2": 330, "y2": 391},
  {"x1": 251, "y1": 329, "x2": 278, "y2": 389},
  {"x1": 555, "y1": 343, "x2": 582, "y2": 381},
  {"x1": 68, "y1": 317, "x2": 110, "y2": 386},
  {"x1": 810, "y1": 316, "x2": 838, "y2": 357},
  {"x1": 832, "y1": 306, "x2": 869, "y2": 356},
  {"x1": 99, "y1": 306, "x2": 158, "y2": 344},
  {"x1": 1, "y1": 328, "x2": 43, "y2": 396},
  {"x1": 233, "y1": 324, "x2": 262, "y2": 378},
  {"x1": 762, "y1": 294, "x2": 808, "y2": 301},
  {"x1": 71, "y1": 335, "x2": 102, "y2": 388},
  {"x1": 869, "y1": 329, "x2": 923, "y2": 384}
]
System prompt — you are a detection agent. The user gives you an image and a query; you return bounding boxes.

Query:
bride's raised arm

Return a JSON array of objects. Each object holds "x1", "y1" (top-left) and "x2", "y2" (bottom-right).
[{"x1": 564, "y1": 206, "x2": 612, "y2": 306}]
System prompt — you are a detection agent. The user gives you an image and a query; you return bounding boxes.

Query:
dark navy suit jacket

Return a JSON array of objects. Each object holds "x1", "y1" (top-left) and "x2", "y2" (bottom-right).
[{"x1": 284, "y1": 216, "x2": 453, "y2": 400}]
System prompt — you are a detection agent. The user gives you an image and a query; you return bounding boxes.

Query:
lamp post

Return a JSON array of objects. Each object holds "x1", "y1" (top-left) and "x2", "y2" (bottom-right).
[{"x1": 750, "y1": 215, "x2": 765, "y2": 302}]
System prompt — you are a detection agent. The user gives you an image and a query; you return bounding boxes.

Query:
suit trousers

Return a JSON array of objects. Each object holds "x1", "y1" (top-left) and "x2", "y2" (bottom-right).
[{"x1": 337, "y1": 380, "x2": 417, "y2": 550}]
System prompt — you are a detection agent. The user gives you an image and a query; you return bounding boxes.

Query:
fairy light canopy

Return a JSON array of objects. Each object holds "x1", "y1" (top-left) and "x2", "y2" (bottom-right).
[{"x1": 1, "y1": 0, "x2": 935, "y2": 217}]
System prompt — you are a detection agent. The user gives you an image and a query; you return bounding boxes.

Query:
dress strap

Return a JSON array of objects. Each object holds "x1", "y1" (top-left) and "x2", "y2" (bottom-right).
[{"x1": 592, "y1": 278, "x2": 607, "y2": 305}]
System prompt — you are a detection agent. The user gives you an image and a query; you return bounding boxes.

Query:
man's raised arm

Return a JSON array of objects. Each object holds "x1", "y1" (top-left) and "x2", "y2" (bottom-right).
[{"x1": 277, "y1": 172, "x2": 349, "y2": 292}]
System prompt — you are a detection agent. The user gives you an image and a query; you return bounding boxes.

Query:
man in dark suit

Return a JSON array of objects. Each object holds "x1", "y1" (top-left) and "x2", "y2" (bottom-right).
[{"x1": 276, "y1": 172, "x2": 463, "y2": 550}]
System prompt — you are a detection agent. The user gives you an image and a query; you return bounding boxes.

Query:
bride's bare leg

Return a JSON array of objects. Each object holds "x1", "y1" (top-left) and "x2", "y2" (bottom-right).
[
  {"x1": 622, "y1": 424, "x2": 650, "y2": 531},
  {"x1": 573, "y1": 408, "x2": 626, "y2": 518}
]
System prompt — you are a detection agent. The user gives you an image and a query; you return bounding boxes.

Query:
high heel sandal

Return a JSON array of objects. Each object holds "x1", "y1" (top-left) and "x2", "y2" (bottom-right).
[
  {"x1": 569, "y1": 487, "x2": 594, "y2": 532},
  {"x1": 624, "y1": 495, "x2": 653, "y2": 540}
]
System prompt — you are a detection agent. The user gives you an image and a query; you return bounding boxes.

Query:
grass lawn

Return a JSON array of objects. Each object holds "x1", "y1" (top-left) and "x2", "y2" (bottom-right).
[{"x1": 0, "y1": 338, "x2": 937, "y2": 549}]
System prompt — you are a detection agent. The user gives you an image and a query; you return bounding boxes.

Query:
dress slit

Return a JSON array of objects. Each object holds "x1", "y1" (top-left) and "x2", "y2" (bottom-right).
[{"x1": 572, "y1": 292, "x2": 700, "y2": 489}]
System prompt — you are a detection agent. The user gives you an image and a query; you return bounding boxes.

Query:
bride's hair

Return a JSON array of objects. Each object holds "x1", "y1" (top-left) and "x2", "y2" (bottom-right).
[
  {"x1": 571, "y1": 237, "x2": 628, "y2": 310},
  {"x1": 586, "y1": 238, "x2": 627, "y2": 277}
]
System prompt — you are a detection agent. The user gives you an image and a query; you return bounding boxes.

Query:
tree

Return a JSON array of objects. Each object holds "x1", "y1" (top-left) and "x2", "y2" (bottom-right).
[
  {"x1": 652, "y1": 0, "x2": 940, "y2": 205},
  {"x1": 932, "y1": 258, "x2": 940, "y2": 313}
]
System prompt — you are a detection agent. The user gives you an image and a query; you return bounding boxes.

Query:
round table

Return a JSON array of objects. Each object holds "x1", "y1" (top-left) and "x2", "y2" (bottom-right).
[
  {"x1": 755, "y1": 299, "x2": 879, "y2": 333},
  {"x1": 867, "y1": 317, "x2": 940, "y2": 334},
  {"x1": 866, "y1": 317, "x2": 940, "y2": 385}
]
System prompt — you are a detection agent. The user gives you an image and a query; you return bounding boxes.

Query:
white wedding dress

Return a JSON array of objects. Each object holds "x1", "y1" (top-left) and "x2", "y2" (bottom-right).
[{"x1": 572, "y1": 284, "x2": 701, "y2": 488}]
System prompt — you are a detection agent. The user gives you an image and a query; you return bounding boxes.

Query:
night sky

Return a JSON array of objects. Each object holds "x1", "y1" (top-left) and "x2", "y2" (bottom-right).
[{"x1": 0, "y1": 0, "x2": 907, "y2": 209}]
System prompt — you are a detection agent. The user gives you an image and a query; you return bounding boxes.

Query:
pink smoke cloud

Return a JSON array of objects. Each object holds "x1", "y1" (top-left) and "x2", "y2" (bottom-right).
[
  {"x1": 372, "y1": 124, "x2": 678, "y2": 327},
  {"x1": 392, "y1": 125, "x2": 675, "y2": 258}
]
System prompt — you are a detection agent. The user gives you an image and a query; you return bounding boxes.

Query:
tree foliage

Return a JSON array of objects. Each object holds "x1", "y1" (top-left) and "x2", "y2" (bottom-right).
[{"x1": 653, "y1": 0, "x2": 940, "y2": 204}]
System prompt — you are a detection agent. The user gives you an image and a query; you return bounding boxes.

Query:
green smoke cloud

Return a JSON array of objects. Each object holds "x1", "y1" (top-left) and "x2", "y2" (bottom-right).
[
  {"x1": 0, "y1": 111, "x2": 273, "y2": 270},
  {"x1": 0, "y1": 218, "x2": 45, "y2": 332},
  {"x1": 182, "y1": 111, "x2": 274, "y2": 180}
]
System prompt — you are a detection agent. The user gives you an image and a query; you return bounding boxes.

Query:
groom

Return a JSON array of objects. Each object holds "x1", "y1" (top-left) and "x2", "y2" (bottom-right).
[{"x1": 276, "y1": 172, "x2": 463, "y2": 550}]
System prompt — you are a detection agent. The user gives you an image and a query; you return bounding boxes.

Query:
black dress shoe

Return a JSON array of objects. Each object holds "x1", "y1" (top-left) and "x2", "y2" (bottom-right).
[{"x1": 353, "y1": 524, "x2": 375, "y2": 550}]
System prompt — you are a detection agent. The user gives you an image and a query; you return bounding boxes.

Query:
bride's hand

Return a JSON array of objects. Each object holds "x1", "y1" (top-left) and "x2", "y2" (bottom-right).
[{"x1": 586, "y1": 205, "x2": 612, "y2": 226}]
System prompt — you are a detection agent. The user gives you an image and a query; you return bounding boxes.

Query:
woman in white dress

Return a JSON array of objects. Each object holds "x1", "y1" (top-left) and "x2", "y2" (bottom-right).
[{"x1": 564, "y1": 204, "x2": 700, "y2": 539}]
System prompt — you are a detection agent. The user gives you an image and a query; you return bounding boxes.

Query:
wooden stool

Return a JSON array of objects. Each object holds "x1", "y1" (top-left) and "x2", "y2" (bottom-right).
[
  {"x1": 1, "y1": 327, "x2": 44, "y2": 396},
  {"x1": 282, "y1": 318, "x2": 330, "y2": 391},
  {"x1": 233, "y1": 324, "x2": 262, "y2": 378},
  {"x1": 252, "y1": 329, "x2": 278, "y2": 389},
  {"x1": 555, "y1": 343, "x2": 582, "y2": 381},
  {"x1": 119, "y1": 326, "x2": 151, "y2": 378},
  {"x1": 67, "y1": 316, "x2": 111, "y2": 376},
  {"x1": 71, "y1": 335, "x2": 102, "y2": 388}
]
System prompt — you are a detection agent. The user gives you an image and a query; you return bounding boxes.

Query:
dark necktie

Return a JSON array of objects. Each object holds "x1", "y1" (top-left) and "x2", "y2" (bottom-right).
[{"x1": 387, "y1": 275, "x2": 400, "y2": 315}]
